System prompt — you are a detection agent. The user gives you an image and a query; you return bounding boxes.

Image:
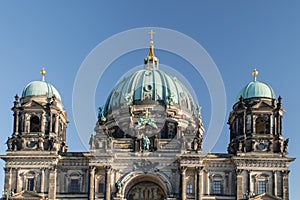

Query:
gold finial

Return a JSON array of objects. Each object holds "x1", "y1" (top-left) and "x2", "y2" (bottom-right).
[
  {"x1": 40, "y1": 68, "x2": 46, "y2": 81},
  {"x1": 252, "y1": 68, "x2": 258, "y2": 81},
  {"x1": 148, "y1": 30, "x2": 155, "y2": 57}
]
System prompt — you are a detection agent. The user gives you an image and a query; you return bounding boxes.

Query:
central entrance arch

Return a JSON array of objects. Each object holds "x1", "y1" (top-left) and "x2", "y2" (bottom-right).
[
  {"x1": 127, "y1": 181, "x2": 165, "y2": 200},
  {"x1": 120, "y1": 171, "x2": 172, "y2": 200}
]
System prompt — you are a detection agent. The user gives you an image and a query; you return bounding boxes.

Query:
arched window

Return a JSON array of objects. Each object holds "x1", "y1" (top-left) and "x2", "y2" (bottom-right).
[
  {"x1": 256, "y1": 117, "x2": 266, "y2": 134},
  {"x1": 96, "y1": 175, "x2": 105, "y2": 194},
  {"x1": 24, "y1": 171, "x2": 37, "y2": 192},
  {"x1": 70, "y1": 179, "x2": 79, "y2": 192},
  {"x1": 30, "y1": 115, "x2": 40, "y2": 132},
  {"x1": 211, "y1": 174, "x2": 223, "y2": 195},
  {"x1": 254, "y1": 173, "x2": 270, "y2": 195},
  {"x1": 27, "y1": 178, "x2": 34, "y2": 191},
  {"x1": 67, "y1": 171, "x2": 83, "y2": 193},
  {"x1": 187, "y1": 183, "x2": 193, "y2": 194},
  {"x1": 257, "y1": 180, "x2": 266, "y2": 194}
]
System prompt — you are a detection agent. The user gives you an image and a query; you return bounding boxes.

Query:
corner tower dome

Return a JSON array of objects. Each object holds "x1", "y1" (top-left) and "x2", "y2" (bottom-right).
[
  {"x1": 22, "y1": 68, "x2": 62, "y2": 101},
  {"x1": 236, "y1": 69, "x2": 276, "y2": 102}
]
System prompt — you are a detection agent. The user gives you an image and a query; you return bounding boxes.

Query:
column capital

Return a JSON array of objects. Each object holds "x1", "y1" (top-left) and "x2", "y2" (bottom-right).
[
  {"x1": 235, "y1": 169, "x2": 244, "y2": 175},
  {"x1": 281, "y1": 170, "x2": 290, "y2": 176},
  {"x1": 89, "y1": 166, "x2": 96, "y2": 172},
  {"x1": 180, "y1": 166, "x2": 187, "y2": 174},
  {"x1": 197, "y1": 166, "x2": 203, "y2": 174},
  {"x1": 105, "y1": 165, "x2": 112, "y2": 172}
]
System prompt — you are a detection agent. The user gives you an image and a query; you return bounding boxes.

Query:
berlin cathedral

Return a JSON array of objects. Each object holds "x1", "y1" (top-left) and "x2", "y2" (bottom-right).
[{"x1": 0, "y1": 36, "x2": 295, "y2": 200}]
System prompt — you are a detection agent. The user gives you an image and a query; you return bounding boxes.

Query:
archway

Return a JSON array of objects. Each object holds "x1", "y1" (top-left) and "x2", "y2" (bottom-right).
[
  {"x1": 127, "y1": 181, "x2": 165, "y2": 200},
  {"x1": 120, "y1": 172, "x2": 172, "y2": 200}
]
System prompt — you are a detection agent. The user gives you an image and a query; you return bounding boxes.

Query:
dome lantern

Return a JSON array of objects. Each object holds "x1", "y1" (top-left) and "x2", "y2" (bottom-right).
[{"x1": 144, "y1": 30, "x2": 159, "y2": 70}]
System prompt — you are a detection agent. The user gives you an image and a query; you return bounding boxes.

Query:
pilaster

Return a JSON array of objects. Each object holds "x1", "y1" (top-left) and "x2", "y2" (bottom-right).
[
  {"x1": 282, "y1": 170, "x2": 289, "y2": 200},
  {"x1": 197, "y1": 167, "x2": 202, "y2": 200},
  {"x1": 89, "y1": 166, "x2": 96, "y2": 200},
  {"x1": 48, "y1": 166, "x2": 57, "y2": 200},
  {"x1": 180, "y1": 166, "x2": 187, "y2": 200},
  {"x1": 105, "y1": 166, "x2": 111, "y2": 200},
  {"x1": 236, "y1": 169, "x2": 243, "y2": 200}
]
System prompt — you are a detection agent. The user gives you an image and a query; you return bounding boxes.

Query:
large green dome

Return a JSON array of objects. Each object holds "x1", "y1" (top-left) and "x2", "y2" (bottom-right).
[
  {"x1": 236, "y1": 69, "x2": 275, "y2": 102},
  {"x1": 104, "y1": 68, "x2": 196, "y2": 113},
  {"x1": 104, "y1": 38, "x2": 197, "y2": 115},
  {"x1": 22, "y1": 80, "x2": 62, "y2": 101}
]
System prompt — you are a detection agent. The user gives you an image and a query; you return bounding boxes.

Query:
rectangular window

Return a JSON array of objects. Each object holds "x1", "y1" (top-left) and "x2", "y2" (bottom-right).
[
  {"x1": 98, "y1": 183, "x2": 105, "y2": 193},
  {"x1": 186, "y1": 184, "x2": 193, "y2": 194},
  {"x1": 70, "y1": 179, "x2": 80, "y2": 193},
  {"x1": 27, "y1": 178, "x2": 34, "y2": 191},
  {"x1": 213, "y1": 180, "x2": 221, "y2": 194},
  {"x1": 258, "y1": 181, "x2": 266, "y2": 194}
]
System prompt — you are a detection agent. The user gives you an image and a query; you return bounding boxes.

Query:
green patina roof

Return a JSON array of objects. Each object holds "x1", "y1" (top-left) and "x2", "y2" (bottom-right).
[
  {"x1": 104, "y1": 68, "x2": 196, "y2": 113},
  {"x1": 236, "y1": 80, "x2": 276, "y2": 102},
  {"x1": 22, "y1": 80, "x2": 61, "y2": 101}
]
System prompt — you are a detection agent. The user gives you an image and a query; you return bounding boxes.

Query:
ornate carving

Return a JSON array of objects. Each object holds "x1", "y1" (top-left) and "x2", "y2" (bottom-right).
[{"x1": 132, "y1": 159, "x2": 159, "y2": 173}]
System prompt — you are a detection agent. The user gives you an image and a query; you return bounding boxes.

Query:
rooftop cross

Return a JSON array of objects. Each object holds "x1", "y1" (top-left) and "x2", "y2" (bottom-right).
[
  {"x1": 40, "y1": 68, "x2": 46, "y2": 81},
  {"x1": 148, "y1": 30, "x2": 155, "y2": 44},
  {"x1": 252, "y1": 68, "x2": 258, "y2": 82}
]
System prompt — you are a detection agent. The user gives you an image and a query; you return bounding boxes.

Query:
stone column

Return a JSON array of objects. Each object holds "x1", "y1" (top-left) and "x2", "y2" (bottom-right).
[
  {"x1": 243, "y1": 170, "x2": 249, "y2": 195},
  {"x1": 273, "y1": 171, "x2": 276, "y2": 196},
  {"x1": 49, "y1": 114, "x2": 53, "y2": 133},
  {"x1": 48, "y1": 166, "x2": 57, "y2": 200},
  {"x1": 4, "y1": 168, "x2": 12, "y2": 192},
  {"x1": 228, "y1": 171, "x2": 233, "y2": 195},
  {"x1": 282, "y1": 170, "x2": 289, "y2": 200},
  {"x1": 41, "y1": 168, "x2": 45, "y2": 193},
  {"x1": 202, "y1": 170, "x2": 207, "y2": 195},
  {"x1": 23, "y1": 113, "x2": 27, "y2": 133},
  {"x1": 236, "y1": 169, "x2": 243, "y2": 200},
  {"x1": 105, "y1": 166, "x2": 111, "y2": 200},
  {"x1": 41, "y1": 112, "x2": 45, "y2": 133},
  {"x1": 14, "y1": 111, "x2": 19, "y2": 134},
  {"x1": 55, "y1": 115, "x2": 59, "y2": 134},
  {"x1": 197, "y1": 167, "x2": 202, "y2": 200},
  {"x1": 89, "y1": 166, "x2": 96, "y2": 200},
  {"x1": 180, "y1": 166, "x2": 187, "y2": 200},
  {"x1": 16, "y1": 168, "x2": 22, "y2": 193}
]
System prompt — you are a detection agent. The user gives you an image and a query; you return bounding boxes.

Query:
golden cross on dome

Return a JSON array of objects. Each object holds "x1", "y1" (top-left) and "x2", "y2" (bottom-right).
[
  {"x1": 40, "y1": 68, "x2": 46, "y2": 81},
  {"x1": 252, "y1": 68, "x2": 258, "y2": 82},
  {"x1": 148, "y1": 30, "x2": 155, "y2": 43},
  {"x1": 147, "y1": 30, "x2": 156, "y2": 58}
]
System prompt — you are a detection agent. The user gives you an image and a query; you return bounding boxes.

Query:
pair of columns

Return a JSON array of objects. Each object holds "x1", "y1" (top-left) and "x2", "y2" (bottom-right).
[
  {"x1": 180, "y1": 166, "x2": 203, "y2": 200},
  {"x1": 236, "y1": 169, "x2": 290, "y2": 200},
  {"x1": 89, "y1": 166, "x2": 111, "y2": 200}
]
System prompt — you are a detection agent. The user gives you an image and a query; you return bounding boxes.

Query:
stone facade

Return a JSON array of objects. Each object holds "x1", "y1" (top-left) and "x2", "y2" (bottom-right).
[{"x1": 0, "y1": 41, "x2": 294, "y2": 200}]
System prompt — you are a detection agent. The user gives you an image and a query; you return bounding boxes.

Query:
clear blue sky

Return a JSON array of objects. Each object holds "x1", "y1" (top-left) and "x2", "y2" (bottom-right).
[{"x1": 0, "y1": 1, "x2": 299, "y2": 198}]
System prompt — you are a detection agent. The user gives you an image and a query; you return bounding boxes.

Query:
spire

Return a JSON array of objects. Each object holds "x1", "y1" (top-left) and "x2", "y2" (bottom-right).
[
  {"x1": 148, "y1": 30, "x2": 155, "y2": 58},
  {"x1": 252, "y1": 68, "x2": 258, "y2": 82},
  {"x1": 40, "y1": 68, "x2": 46, "y2": 81},
  {"x1": 144, "y1": 30, "x2": 159, "y2": 70}
]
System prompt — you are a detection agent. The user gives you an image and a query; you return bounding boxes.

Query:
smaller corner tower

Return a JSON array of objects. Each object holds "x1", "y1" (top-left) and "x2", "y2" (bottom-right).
[
  {"x1": 7, "y1": 68, "x2": 68, "y2": 153},
  {"x1": 228, "y1": 69, "x2": 294, "y2": 200},
  {"x1": 228, "y1": 69, "x2": 287, "y2": 155}
]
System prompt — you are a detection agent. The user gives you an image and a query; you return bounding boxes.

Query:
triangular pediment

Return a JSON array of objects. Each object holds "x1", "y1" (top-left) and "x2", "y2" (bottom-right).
[
  {"x1": 252, "y1": 101, "x2": 274, "y2": 110},
  {"x1": 250, "y1": 193, "x2": 282, "y2": 200},
  {"x1": 22, "y1": 100, "x2": 45, "y2": 109},
  {"x1": 11, "y1": 190, "x2": 43, "y2": 199}
]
